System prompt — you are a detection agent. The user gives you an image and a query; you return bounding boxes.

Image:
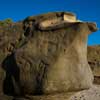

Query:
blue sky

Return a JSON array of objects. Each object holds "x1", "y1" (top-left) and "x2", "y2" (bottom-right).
[{"x1": 0, "y1": 0, "x2": 100, "y2": 45}]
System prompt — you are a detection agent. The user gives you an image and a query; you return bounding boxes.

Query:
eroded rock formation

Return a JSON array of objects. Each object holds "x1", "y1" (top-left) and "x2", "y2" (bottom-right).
[{"x1": 0, "y1": 12, "x2": 99, "y2": 100}]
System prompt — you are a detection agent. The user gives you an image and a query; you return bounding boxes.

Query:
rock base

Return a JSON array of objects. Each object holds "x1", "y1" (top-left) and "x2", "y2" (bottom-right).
[
  {"x1": 27, "y1": 86, "x2": 100, "y2": 100},
  {"x1": 3, "y1": 85, "x2": 99, "y2": 100}
]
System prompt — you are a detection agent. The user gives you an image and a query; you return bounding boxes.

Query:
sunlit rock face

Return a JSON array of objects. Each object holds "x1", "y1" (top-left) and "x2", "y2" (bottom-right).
[{"x1": 13, "y1": 12, "x2": 97, "y2": 95}]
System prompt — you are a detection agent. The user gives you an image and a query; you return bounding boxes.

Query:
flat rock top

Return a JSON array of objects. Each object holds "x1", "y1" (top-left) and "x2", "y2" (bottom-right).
[{"x1": 25, "y1": 12, "x2": 76, "y2": 22}]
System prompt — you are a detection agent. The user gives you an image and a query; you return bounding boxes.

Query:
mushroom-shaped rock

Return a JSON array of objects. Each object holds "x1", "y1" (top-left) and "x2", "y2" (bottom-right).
[{"x1": 6, "y1": 12, "x2": 98, "y2": 96}]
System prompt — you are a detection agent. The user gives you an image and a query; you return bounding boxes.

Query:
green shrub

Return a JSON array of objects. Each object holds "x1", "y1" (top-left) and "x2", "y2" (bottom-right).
[
  {"x1": 4, "y1": 18, "x2": 13, "y2": 24},
  {"x1": 0, "y1": 18, "x2": 13, "y2": 26}
]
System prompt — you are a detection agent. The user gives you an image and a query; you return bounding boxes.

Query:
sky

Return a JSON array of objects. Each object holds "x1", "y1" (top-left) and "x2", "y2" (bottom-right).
[{"x1": 0, "y1": 0, "x2": 100, "y2": 45}]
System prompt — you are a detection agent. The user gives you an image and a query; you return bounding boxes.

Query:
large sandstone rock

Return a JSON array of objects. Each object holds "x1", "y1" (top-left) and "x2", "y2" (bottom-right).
[{"x1": 11, "y1": 12, "x2": 97, "y2": 95}]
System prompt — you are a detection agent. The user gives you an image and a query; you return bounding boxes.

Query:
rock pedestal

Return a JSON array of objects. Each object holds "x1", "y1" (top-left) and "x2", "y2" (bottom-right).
[{"x1": 14, "y1": 12, "x2": 97, "y2": 95}]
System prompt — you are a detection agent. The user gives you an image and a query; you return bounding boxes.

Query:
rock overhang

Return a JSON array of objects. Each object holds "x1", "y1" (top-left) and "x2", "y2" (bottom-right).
[{"x1": 23, "y1": 12, "x2": 98, "y2": 33}]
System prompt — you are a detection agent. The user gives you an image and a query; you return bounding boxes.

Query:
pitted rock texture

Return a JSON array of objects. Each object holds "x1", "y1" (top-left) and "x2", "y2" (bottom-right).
[{"x1": 0, "y1": 11, "x2": 99, "y2": 99}]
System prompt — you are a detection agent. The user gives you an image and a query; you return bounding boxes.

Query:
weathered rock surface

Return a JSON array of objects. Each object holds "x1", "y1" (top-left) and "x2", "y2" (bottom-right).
[
  {"x1": 0, "y1": 22, "x2": 24, "y2": 95},
  {"x1": 0, "y1": 11, "x2": 99, "y2": 99},
  {"x1": 13, "y1": 12, "x2": 97, "y2": 95},
  {"x1": 88, "y1": 45, "x2": 100, "y2": 84}
]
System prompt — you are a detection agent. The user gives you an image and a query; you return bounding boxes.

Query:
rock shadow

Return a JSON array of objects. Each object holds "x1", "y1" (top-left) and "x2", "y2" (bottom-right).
[{"x1": 2, "y1": 53, "x2": 21, "y2": 96}]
